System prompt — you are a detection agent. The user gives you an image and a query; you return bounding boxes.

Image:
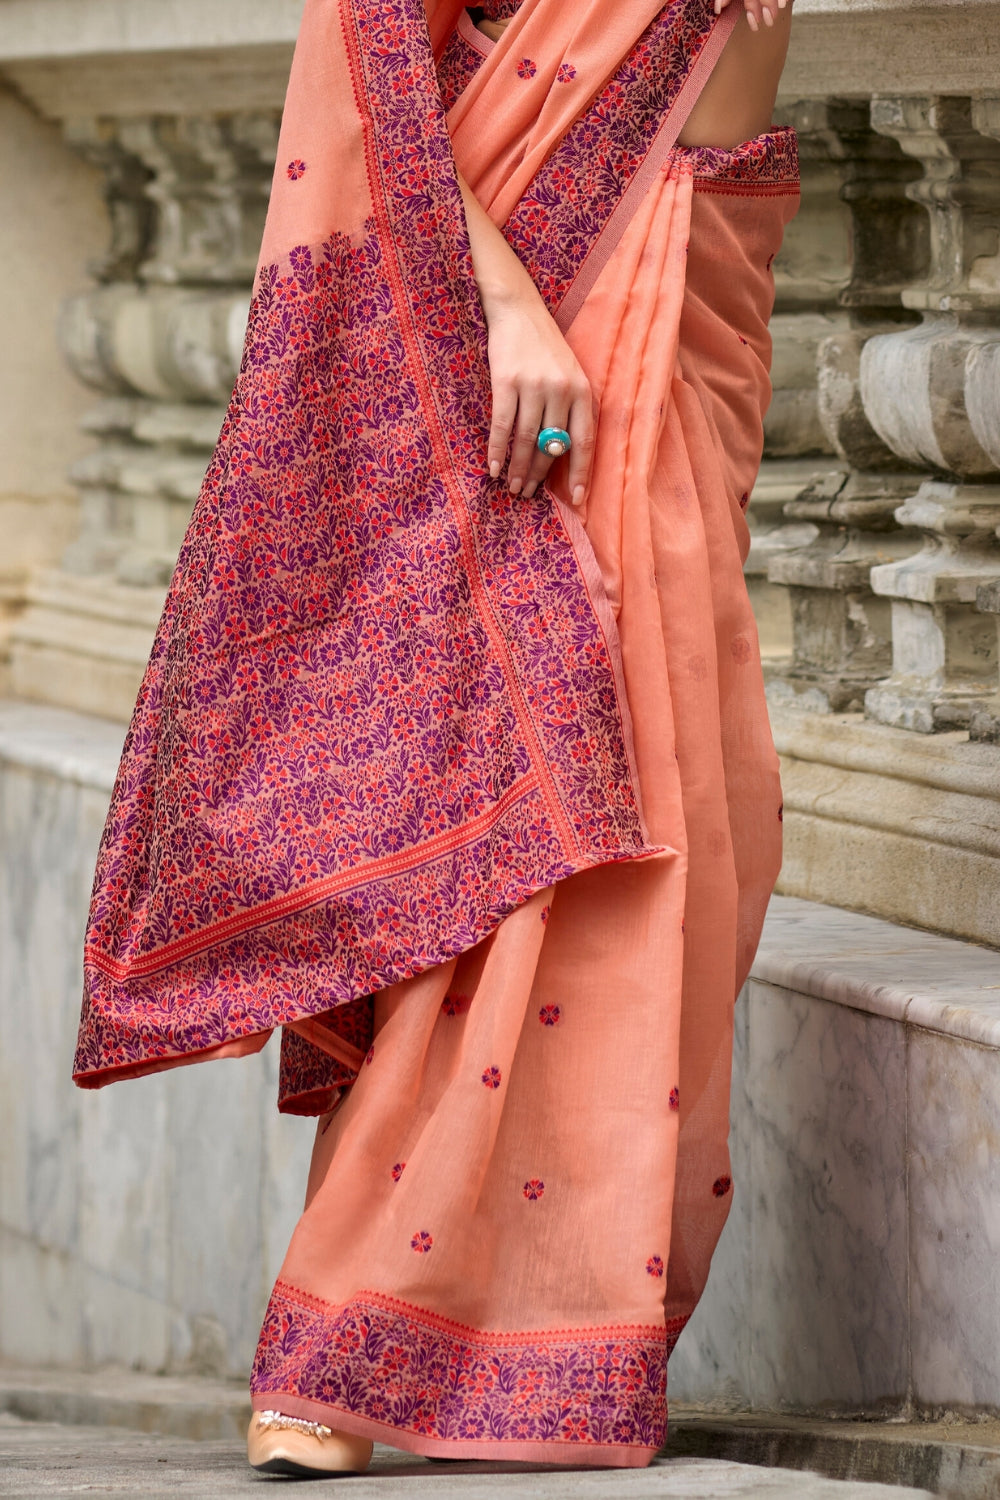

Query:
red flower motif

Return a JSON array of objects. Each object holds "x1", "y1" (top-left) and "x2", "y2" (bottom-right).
[
  {"x1": 669, "y1": 1087, "x2": 680, "y2": 1111},
  {"x1": 712, "y1": 1175, "x2": 732, "y2": 1198},
  {"x1": 523, "y1": 1179, "x2": 545, "y2": 1201},
  {"x1": 286, "y1": 159, "x2": 307, "y2": 181},
  {"x1": 411, "y1": 1230, "x2": 433, "y2": 1253},
  {"x1": 646, "y1": 1255, "x2": 665, "y2": 1278},
  {"x1": 516, "y1": 57, "x2": 537, "y2": 80},
  {"x1": 391, "y1": 1161, "x2": 406, "y2": 1182},
  {"x1": 441, "y1": 993, "x2": 469, "y2": 1016},
  {"x1": 481, "y1": 1065, "x2": 502, "y2": 1090},
  {"x1": 540, "y1": 904, "x2": 551, "y2": 924},
  {"x1": 538, "y1": 1004, "x2": 561, "y2": 1026},
  {"x1": 556, "y1": 62, "x2": 577, "y2": 83}
]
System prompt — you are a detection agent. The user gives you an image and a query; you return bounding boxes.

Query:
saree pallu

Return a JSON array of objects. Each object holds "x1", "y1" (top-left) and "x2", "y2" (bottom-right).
[{"x1": 74, "y1": 0, "x2": 799, "y2": 1468}]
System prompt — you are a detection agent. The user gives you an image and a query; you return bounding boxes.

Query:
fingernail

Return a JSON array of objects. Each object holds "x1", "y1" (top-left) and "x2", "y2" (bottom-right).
[
  {"x1": 509, "y1": 478, "x2": 522, "y2": 496},
  {"x1": 746, "y1": 10, "x2": 758, "y2": 28},
  {"x1": 572, "y1": 486, "x2": 585, "y2": 508},
  {"x1": 489, "y1": 460, "x2": 500, "y2": 479},
  {"x1": 762, "y1": 6, "x2": 773, "y2": 24},
  {"x1": 524, "y1": 482, "x2": 538, "y2": 500}
]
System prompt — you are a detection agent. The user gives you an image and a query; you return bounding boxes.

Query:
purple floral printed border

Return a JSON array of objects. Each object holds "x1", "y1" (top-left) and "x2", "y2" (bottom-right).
[
  {"x1": 76, "y1": 0, "x2": 652, "y2": 1097},
  {"x1": 252, "y1": 1281, "x2": 674, "y2": 1453}
]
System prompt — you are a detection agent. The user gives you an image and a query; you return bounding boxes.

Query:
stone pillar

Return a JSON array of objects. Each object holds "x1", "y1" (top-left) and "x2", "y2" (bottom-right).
[
  {"x1": 7, "y1": 111, "x2": 278, "y2": 721},
  {"x1": 972, "y1": 577, "x2": 1000, "y2": 742},
  {"x1": 0, "y1": 87, "x2": 109, "y2": 694},
  {"x1": 858, "y1": 96, "x2": 1000, "y2": 732},
  {"x1": 761, "y1": 98, "x2": 931, "y2": 713}
]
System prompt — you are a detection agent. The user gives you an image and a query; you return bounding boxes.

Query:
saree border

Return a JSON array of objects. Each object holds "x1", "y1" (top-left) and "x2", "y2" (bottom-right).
[
  {"x1": 250, "y1": 1279, "x2": 674, "y2": 1464},
  {"x1": 554, "y1": 5, "x2": 740, "y2": 330},
  {"x1": 342, "y1": 3, "x2": 578, "y2": 863},
  {"x1": 85, "y1": 773, "x2": 538, "y2": 983}
]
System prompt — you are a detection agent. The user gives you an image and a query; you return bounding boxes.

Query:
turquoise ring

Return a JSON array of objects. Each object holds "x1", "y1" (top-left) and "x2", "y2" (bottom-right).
[{"x1": 537, "y1": 426, "x2": 572, "y2": 458}]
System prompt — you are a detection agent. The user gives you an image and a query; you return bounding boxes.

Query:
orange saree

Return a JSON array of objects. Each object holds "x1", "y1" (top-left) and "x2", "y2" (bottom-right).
[{"x1": 75, "y1": 0, "x2": 799, "y2": 1467}]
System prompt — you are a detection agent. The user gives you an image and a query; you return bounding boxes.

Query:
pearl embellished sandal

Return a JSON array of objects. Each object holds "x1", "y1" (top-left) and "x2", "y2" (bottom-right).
[{"x1": 247, "y1": 1411, "x2": 374, "y2": 1477}]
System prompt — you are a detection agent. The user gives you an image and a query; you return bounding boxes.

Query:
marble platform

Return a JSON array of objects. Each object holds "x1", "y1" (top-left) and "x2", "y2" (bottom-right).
[
  {"x1": 670, "y1": 897, "x2": 1000, "y2": 1416},
  {"x1": 1, "y1": 699, "x2": 998, "y2": 1413}
]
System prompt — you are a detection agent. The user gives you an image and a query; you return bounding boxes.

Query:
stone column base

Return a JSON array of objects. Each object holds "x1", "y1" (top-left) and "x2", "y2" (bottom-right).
[{"x1": 772, "y1": 704, "x2": 1000, "y2": 947}]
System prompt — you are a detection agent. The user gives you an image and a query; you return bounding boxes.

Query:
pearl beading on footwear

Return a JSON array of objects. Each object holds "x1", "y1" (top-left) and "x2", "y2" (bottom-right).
[{"x1": 256, "y1": 1410, "x2": 334, "y2": 1440}]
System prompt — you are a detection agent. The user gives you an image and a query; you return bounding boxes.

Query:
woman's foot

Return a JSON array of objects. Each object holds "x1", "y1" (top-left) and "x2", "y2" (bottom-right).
[{"x1": 247, "y1": 1411, "x2": 374, "y2": 1477}]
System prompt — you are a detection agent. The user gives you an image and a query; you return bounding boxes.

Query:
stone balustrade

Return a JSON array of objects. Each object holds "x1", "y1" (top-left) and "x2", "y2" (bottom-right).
[{"x1": 0, "y1": 0, "x2": 999, "y2": 936}]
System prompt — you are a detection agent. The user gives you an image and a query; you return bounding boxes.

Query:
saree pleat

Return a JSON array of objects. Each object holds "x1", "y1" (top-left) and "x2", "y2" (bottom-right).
[{"x1": 74, "y1": 0, "x2": 799, "y2": 1467}]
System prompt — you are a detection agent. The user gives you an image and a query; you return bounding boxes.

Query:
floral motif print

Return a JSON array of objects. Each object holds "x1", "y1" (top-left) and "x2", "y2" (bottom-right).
[
  {"x1": 523, "y1": 1179, "x2": 545, "y2": 1200},
  {"x1": 75, "y1": 0, "x2": 656, "y2": 1101},
  {"x1": 411, "y1": 1230, "x2": 434, "y2": 1253},
  {"x1": 668, "y1": 1087, "x2": 680, "y2": 1111},
  {"x1": 252, "y1": 1283, "x2": 668, "y2": 1454},
  {"x1": 482, "y1": 1065, "x2": 502, "y2": 1090},
  {"x1": 435, "y1": 0, "x2": 799, "y2": 336},
  {"x1": 277, "y1": 1000, "x2": 372, "y2": 1115},
  {"x1": 441, "y1": 993, "x2": 470, "y2": 1016},
  {"x1": 538, "y1": 1003, "x2": 561, "y2": 1026},
  {"x1": 286, "y1": 159, "x2": 307, "y2": 180},
  {"x1": 645, "y1": 1255, "x2": 665, "y2": 1278},
  {"x1": 436, "y1": 30, "x2": 484, "y2": 113},
  {"x1": 392, "y1": 1162, "x2": 406, "y2": 1182},
  {"x1": 712, "y1": 1175, "x2": 732, "y2": 1198},
  {"x1": 501, "y1": 20, "x2": 798, "y2": 321},
  {"x1": 365, "y1": 1045, "x2": 376, "y2": 1066},
  {"x1": 687, "y1": 132, "x2": 800, "y2": 191}
]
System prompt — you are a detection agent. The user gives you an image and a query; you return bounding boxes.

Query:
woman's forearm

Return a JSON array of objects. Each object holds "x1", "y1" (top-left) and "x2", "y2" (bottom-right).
[
  {"x1": 457, "y1": 171, "x2": 541, "y2": 318},
  {"x1": 455, "y1": 169, "x2": 594, "y2": 505}
]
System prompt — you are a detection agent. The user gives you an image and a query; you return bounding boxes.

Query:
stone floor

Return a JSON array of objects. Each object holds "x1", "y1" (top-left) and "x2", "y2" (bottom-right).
[{"x1": 0, "y1": 1415, "x2": 937, "y2": 1500}]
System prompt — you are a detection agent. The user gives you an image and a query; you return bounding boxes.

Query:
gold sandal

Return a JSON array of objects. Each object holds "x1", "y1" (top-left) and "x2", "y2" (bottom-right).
[{"x1": 247, "y1": 1411, "x2": 374, "y2": 1477}]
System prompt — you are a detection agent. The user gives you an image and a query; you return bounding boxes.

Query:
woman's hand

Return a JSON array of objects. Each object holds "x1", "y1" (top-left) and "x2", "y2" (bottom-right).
[
  {"x1": 482, "y1": 292, "x2": 594, "y2": 505},
  {"x1": 714, "y1": 0, "x2": 788, "y2": 33},
  {"x1": 457, "y1": 172, "x2": 594, "y2": 506}
]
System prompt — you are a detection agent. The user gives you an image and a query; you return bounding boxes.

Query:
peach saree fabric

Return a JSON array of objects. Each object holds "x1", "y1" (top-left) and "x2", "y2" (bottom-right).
[{"x1": 75, "y1": 0, "x2": 799, "y2": 1467}]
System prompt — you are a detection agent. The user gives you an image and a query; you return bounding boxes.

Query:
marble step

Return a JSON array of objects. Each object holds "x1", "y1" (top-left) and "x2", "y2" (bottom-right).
[
  {"x1": 666, "y1": 1410, "x2": 1000, "y2": 1500},
  {"x1": 671, "y1": 895, "x2": 1000, "y2": 1420}
]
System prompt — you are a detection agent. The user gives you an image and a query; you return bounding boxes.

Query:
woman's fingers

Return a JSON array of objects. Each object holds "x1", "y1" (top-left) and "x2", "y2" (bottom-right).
[
  {"x1": 713, "y1": 0, "x2": 782, "y2": 26},
  {"x1": 487, "y1": 382, "x2": 518, "y2": 480},
  {"x1": 484, "y1": 304, "x2": 593, "y2": 507},
  {"x1": 507, "y1": 390, "x2": 546, "y2": 496},
  {"x1": 566, "y1": 392, "x2": 595, "y2": 508}
]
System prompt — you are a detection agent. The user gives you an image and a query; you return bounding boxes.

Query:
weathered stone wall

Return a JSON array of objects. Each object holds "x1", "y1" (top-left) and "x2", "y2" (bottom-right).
[
  {"x1": 0, "y1": 84, "x2": 107, "y2": 694},
  {"x1": 1, "y1": 0, "x2": 997, "y2": 945}
]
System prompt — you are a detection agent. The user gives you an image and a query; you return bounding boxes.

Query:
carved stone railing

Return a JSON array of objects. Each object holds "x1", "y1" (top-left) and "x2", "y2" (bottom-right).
[{"x1": 1, "y1": 0, "x2": 999, "y2": 937}]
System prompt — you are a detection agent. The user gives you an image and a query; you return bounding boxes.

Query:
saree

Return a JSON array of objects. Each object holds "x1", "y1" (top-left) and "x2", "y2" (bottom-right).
[{"x1": 74, "y1": 0, "x2": 799, "y2": 1467}]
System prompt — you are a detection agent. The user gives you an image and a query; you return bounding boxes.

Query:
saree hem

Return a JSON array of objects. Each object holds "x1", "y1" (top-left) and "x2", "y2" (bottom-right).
[
  {"x1": 250, "y1": 1398, "x2": 660, "y2": 1468},
  {"x1": 250, "y1": 1282, "x2": 673, "y2": 1464}
]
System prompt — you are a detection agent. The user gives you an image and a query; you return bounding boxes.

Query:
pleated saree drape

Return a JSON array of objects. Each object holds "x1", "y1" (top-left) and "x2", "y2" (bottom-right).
[{"x1": 75, "y1": 0, "x2": 799, "y2": 1466}]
